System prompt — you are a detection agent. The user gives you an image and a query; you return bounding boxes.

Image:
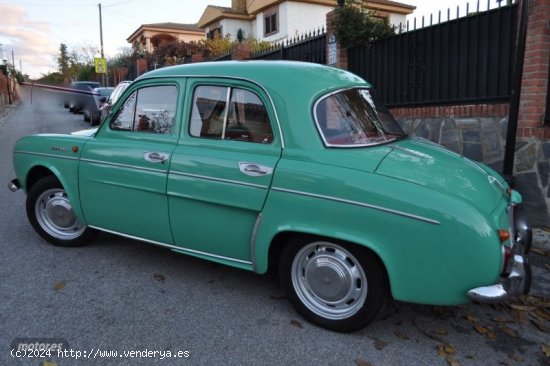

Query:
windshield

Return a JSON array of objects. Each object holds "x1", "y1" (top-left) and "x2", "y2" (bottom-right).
[{"x1": 314, "y1": 88, "x2": 406, "y2": 147}]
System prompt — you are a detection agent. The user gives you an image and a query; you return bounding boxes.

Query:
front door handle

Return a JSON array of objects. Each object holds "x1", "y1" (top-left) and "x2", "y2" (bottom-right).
[
  {"x1": 239, "y1": 162, "x2": 273, "y2": 177},
  {"x1": 144, "y1": 152, "x2": 169, "y2": 163}
]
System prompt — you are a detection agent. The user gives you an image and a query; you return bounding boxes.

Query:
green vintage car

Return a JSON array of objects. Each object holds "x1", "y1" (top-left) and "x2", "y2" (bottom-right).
[{"x1": 9, "y1": 61, "x2": 532, "y2": 332}]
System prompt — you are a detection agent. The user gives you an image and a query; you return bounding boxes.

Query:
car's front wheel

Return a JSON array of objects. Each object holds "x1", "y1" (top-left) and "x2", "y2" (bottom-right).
[
  {"x1": 280, "y1": 236, "x2": 388, "y2": 332},
  {"x1": 26, "y1": 176, "x2": 95, "y2": 247}
]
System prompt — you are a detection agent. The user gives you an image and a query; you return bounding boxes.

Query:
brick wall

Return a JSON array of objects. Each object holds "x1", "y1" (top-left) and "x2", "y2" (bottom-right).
[{"x1": 517, "y1": 0, "x2": 550, "y2": 139}]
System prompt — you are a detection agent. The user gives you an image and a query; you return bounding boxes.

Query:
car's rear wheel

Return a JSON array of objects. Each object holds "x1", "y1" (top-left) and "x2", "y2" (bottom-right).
[
  {"x1": 279, "y1": 236, "x2": 388, "y2": 332},
  {"x1": 26, "y1": 176, "x2": 95, "y2": 247}
]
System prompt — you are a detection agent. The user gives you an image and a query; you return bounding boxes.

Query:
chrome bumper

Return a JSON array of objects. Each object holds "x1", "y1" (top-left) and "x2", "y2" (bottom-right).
[
  {"x1": 467, "y1": 204, "x2": 532, "y2": 303},
  {"x1": 8, "y1": 179, "x2": 20, "y2": 192}
]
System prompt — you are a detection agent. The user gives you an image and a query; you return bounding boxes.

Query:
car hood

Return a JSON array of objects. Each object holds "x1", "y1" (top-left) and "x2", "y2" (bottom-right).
[
  {"x1": 71, "y1": 128, "x2": 98, "y2": 137},
  {"x1": 375, "y1": 138, "x2": 509, "y2": 215}
]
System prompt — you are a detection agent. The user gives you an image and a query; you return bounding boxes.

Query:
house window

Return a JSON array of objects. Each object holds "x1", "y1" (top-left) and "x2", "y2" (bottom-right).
[
  {"x1": 264, "y1": 8, "x2": 278, "y2": 36},
  {"x1": 207, "y1": 26, "x2": 223, "y2": 40}
]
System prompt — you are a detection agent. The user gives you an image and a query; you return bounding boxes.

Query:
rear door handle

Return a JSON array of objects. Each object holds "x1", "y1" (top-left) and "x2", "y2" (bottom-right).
[
  {"x1": 239, "y1": 162, "x2": 273, "y2": 177},
  {"x1": 144, "y1": 152, "x2": 169, "y2": 163}
]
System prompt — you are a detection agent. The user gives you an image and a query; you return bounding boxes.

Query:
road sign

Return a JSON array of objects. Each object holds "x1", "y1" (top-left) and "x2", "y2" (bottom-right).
[{"x1": 94, "y1": 58, "x2": 107, "y2": 74}]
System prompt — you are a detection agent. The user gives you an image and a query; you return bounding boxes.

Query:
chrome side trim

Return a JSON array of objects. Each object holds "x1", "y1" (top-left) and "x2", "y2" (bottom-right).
[
  {"x1": 89, "y1": 226, "x2": 253, "y2": 266},
  {"x1": 169, "y1": 171, "x2": 268, "y2": 190},
  {"x1": 272, "y1": 187, "x2": 440, "y2": 225},
  {"x1": 14, "y1": 150, "x2": 79, "y2": 161},
  {"x1": 80, "y1": 158, "x2": 166, "y2": 174},
  {"x1": 250, "y1": 213, "x2": 263, "y2": 272}
]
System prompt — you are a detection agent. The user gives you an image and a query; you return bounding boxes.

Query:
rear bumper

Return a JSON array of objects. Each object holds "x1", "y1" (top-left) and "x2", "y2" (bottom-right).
[
  {"x1": 8, "y1": 179, "x2": 20, "y2": 192},
  {"x1": 467, "y1": 204, "x2": 532, "y2": 303}
]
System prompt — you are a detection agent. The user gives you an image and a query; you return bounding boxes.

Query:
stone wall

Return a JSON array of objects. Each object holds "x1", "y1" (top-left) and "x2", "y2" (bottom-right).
[{"x1": 392, "y1": 105, "x2": 550, "y2": 227}]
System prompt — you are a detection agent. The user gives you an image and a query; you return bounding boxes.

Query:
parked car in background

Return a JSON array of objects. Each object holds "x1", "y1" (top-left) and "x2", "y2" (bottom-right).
[
  {"x1": 83, "y1": 87, "x2": 114, "y2": 125},
  {"x1": 63, "y1": 81, "x2": 101, "y2": 113},
  {"x1": 9, "y1": 61, "x2": 532, "y2": 332},
  {"x1": 100, "y1": 81, "x2": 131, "y2": 122}
]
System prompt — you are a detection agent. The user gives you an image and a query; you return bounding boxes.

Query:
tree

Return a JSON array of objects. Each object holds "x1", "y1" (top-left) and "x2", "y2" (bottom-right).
[
  {"x1": 331, "y1": 0, "x2": 395, "y2": 48},
  {"x1": 57, "y1": 43, "x2": 71, "y2": 80}
]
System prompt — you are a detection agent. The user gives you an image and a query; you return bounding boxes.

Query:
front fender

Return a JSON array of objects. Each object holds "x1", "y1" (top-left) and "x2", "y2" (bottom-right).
[{"x1": 13, "y1": 135, "x2": 88, "y2": 224}]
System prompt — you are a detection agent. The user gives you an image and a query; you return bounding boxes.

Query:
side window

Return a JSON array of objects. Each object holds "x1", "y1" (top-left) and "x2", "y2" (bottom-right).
[
  {"x1": 189, "y1": 86, "x2": 227, "y2": 139},
  {"x1": 110, "y1": 85, "x2": 177, "y2": 134},
  {"x1": 110, "y1": 91, "x2": 136, "y2": 131},
  {"x1": 190, "y1": 85, "x2": 273, "y2": 144}
]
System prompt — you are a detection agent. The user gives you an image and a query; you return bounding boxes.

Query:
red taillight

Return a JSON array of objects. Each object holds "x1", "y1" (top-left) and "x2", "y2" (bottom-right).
[{"x1": 502, "y1": 246, "x2": 512, "y2": 275}]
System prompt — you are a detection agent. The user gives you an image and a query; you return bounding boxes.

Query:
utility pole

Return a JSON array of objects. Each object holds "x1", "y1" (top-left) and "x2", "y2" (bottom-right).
[{"x1": 98, "y1": 2, "x2": 107, "y2": 86}]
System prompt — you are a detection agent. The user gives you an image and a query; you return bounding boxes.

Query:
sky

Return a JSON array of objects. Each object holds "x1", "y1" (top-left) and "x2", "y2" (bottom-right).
[{"x1": 0, "y1": 0, "x2": 506, "y2": 79}]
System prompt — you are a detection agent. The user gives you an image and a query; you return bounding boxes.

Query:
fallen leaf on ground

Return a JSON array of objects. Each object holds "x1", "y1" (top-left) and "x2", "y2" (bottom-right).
[
  {"x1": 492, "y1": 316, "x2": 511, "y2": 323},
  {"x1": 437, "y1": 343, "x2": 456, "y2": 356},
  {"x1": 446, "y1": 355, "x2": 459, "y2": 366},
  {"x1": 153, "y1": 273, "x2": 166, "y2": 283},
  {"x1": 509, "y1": 304, "x2": 536, "y2": 312},
  {"x1": 290, "y1": 319, "x2": 303, "y2": 329},
  {"x1": 499, "y1": 324, "x2": 517, "y2": 337},
  {"x1": 355, "y1": 358, "x2": 373, "y2": 366},
  {"x1": 542, "y1": 344, "x2": 550, "y2": 358},
  {"x1": 474, "y1": 324, "x2": 496, "y2": 340},
  {"x1": 531, "y1": 248, "x2": 547, "y2": 256},
  {"x1": 394, "y1": 330, "x2": 409, "y2": 340},
  {"x1": 434, "y1": 328, "x2": 449, "y2": 335},
  {"x1": 465, "y1": 315, "x2": 478, "y2": 324},
  {"x1": 535, "y1": 308, "x2": 550, "y2": 322},
  {"x1": 530, "y1": 318, "x2": 550, "y2": 333},
  {"x1": 372, "y1": 338, "x2": 387, "y2": 350},
  {"x1": 508, "y1": 354, "x2": 524, "y2": 363},
  {"x1": 53, "y1": 282, "x2": 65, "y2": 291}
]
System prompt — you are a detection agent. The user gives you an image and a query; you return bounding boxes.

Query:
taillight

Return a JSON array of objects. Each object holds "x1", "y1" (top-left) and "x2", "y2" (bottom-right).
[{"x1": 501, "y1": 245, "x2": 512, "y2": 275}]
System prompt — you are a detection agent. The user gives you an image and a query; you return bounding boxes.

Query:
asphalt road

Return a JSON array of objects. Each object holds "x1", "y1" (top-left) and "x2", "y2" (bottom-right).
[{"x1": 1, "y1": 85, "x2": 549, "y2": 366}]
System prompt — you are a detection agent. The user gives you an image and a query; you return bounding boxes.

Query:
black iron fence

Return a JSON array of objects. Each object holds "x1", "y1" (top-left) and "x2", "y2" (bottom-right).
[
  {"x1": 348, "y1": 3, "x2": 517, "y2": 107},
  {"x1": 251, "y1": 29, "x2": 326, "y2": 64}
]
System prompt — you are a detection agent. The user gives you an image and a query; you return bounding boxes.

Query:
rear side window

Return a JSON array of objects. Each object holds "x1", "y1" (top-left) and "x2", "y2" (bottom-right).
[
  {"x1": 110, "y1": 85, "x2": 177, "y2": 134},
  {"x1": 189, "y1": 85, "x2": 273, "y2": 144}
]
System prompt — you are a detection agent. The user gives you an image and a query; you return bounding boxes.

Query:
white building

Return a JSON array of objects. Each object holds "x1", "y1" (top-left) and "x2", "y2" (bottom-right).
[{"x1": 198, "y1": 0, "x2": 416, "y2": 43}]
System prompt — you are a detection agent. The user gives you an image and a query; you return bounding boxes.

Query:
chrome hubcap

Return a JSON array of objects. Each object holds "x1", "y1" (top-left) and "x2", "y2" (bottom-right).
[
  {"x1": 292, "y1": 242, "x2": 367, "y2": 320},
  {"x1": 35, "y1": 188, "x2": 85, "y2": 240}
]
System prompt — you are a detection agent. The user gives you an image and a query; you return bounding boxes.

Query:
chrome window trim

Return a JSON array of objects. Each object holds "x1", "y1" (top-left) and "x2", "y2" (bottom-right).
[
  {"x1": 14, "y1": 150, "x2": 79, "y2": 161},
  {"x1": 272, "y1": 187, "x2": 440, "y2": 225},
  {"x1": 312, "y1": 87, "x2": 403, "y2": 148},
  {"x1": 80, "y1": 158, "x2": 166, "y2": 174},
  {"x1": 138, "y1": 75, "x2": 285, "y2": 149},
  {"x1": 89, "y1": 226, "x2": 253, "y2": 266},
  {"x1": 169, "y1": 171, "x2": 268, "y2": 190}
]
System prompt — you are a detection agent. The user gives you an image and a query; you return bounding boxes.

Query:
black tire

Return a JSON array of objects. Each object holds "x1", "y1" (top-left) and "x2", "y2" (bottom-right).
[
  {"x1": 279, "y1": 236, "x2": 388, "y2": 332},
  {"x1": 26, "y1": 176, "x2": 96, "y2": 247},
  {"x1": 83, "y1": 111, "x2": 90, "y2": 122}
]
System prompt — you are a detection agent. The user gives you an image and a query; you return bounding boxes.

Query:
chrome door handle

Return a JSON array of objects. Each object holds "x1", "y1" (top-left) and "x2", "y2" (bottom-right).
[
  {"x1": 144, "y1": 152, "x2": 169, "y2": 163},
  {"x1": 239, "y1": 162, "x2": 273, "y2": 177}
]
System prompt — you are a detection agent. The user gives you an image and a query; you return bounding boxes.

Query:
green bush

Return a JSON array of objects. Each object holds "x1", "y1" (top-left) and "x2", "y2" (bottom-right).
[{"x1": 332, "y1": 0, "x2": 395, "y2": 48}]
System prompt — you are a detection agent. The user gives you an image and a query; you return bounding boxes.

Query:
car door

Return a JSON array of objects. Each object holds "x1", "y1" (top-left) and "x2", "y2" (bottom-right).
[
  {"x1": 167, "y1": 79, "x2": 282, "y2": 268},
  {"x1": 79, "y1": 80, "x2": 182, "y2": 244}
]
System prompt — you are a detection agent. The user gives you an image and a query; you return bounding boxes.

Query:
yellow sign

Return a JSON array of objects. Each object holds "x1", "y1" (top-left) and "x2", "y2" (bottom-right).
[{"x1": 94, "y1": 57, "x2": 107, "y2": 74}]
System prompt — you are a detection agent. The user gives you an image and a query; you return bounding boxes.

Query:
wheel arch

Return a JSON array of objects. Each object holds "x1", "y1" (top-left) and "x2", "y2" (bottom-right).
[
  {"x1": 24, "y1": 164, "x2": 87, "y2": 224},
  {"x1": 264, "y1": 229, "x2": 392, "y2": 297}
]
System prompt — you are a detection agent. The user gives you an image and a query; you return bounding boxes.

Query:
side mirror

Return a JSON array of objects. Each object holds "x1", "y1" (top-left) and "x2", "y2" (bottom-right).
[{"x1": 99, "y1": 96, "x2": 107, "y2": 103}]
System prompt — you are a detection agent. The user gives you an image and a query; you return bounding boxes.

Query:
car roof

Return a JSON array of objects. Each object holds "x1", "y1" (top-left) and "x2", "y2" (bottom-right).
[{"x1": 138, "y1": 61, "x2": 370, "y2": 96}]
